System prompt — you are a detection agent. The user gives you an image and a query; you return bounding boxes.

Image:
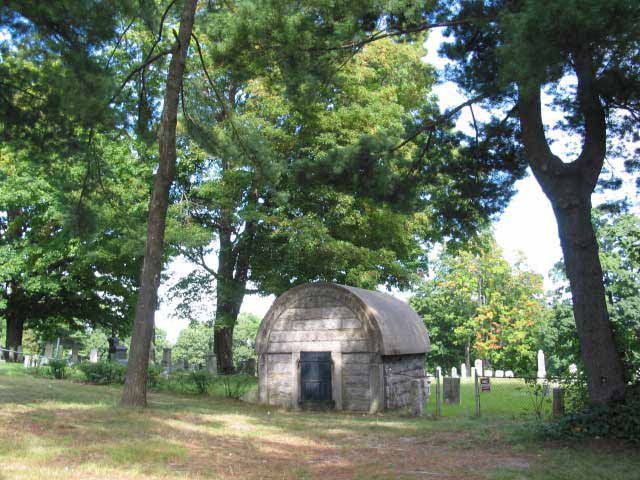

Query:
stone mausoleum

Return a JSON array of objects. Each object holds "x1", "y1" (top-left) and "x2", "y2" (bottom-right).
[{"x1": 255, "y1": 283, "x2": 430, "y2": 412}]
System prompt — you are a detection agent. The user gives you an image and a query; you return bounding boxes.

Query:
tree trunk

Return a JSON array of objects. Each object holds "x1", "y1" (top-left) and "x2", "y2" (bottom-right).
[
  {"x1": 518, "y1": 71, "x2": 626, "y2": 404},
  {"x1": 121, "y1": 0, "x2": 198, "y2": 407},
  {"x1": 214, "y1": 325, "x2": 235, "y2": 373},
  {"x1": 553, "y1": 194, "x2": 626, "y2": 403},
  {"x1": 4, "y1": 312, "x2": 24, "y2": 362}
]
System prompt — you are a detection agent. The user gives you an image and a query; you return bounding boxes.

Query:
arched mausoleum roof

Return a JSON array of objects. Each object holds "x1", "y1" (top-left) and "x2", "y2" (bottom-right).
[{"x1": 256, "y1": 282, "x2": 430, "y2": 355}]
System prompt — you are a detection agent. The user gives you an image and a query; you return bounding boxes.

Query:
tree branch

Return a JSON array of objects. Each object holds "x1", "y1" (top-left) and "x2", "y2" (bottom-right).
[{"x1": 391, "y1": 93, "x2": 489, "y2": 151}]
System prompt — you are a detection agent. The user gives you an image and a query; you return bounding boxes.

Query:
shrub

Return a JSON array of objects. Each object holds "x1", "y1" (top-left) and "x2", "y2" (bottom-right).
[
  {"x1": 78, "y1": 361, "x2": 126, "y2": 384},
  {"x1": 47, "y1": 359, "x2": 67, "y2": 380},
  {"x1": 543, "y1": 383, "x2": 640, "y2": 442},
  {"x1": 190, "y1": 370, "x2": 211, "y2": 394}
]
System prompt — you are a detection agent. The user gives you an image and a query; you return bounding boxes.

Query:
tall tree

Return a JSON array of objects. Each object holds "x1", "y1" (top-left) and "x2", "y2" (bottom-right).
[
  {"x1": 411, "y1": 233, "x2": 548, "y2": 373},
  {"x1": 299, "y1": 0, "x2": 639, "y2": 403},
  {"x1": 121, "y1": 0, "x2": 198, "y2": 407},
  {"x1": 168, "y1": 36, "x2": 482, "y2": 372}
]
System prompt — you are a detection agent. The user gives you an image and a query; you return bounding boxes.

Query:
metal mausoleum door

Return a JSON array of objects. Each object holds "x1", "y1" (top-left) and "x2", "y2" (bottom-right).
[{"x1": 300, "y1": 351, "x2": 332, "y2": 406}]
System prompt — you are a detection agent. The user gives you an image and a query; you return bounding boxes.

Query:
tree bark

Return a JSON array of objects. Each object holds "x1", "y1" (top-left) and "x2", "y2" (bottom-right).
[
  {"x1": 553, "y1": 193, "x2": 626, "y2": 403},
  {"x1": 4, "y1": 308, "x2": 24, "y2": 362},
  {"x1": 517, "y1": 53, "x2": 626, "y2": 404},
  {"x1": 121, "y1": 0, "x2": 198, "y2": 407}
]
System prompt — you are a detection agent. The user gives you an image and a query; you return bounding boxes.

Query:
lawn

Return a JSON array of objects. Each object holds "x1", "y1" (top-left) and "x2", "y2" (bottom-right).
[{"x1": 1, "y1": 363, "x2": 638, "y2": 480}]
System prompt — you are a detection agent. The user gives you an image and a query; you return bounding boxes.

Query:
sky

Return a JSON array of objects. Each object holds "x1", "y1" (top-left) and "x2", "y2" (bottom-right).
[{"x1": 155, "y1": 28, "x2": 636, "y2": 343}]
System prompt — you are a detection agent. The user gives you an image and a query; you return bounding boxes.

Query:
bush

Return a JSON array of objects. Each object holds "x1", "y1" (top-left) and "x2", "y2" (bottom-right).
[
  {"x1": 543, "y1": 383, "x2": 640, "y2": 442},
  {"x1": 78, "y1": 361, "x2": 126, "y2": 384},
  {"x1": 190, "y1": 371, "x2": 211, "y2": 394},
  {"x1": 47, "y1": 359, "x2": 67, "y2": 380}
]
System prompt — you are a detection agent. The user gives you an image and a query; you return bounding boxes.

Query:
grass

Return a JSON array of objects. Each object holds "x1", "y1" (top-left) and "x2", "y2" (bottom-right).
[
  {"x1": 1, "y1": 363, "x2": 638, "y2": 479},
  {"x1": 427, "y1": 378, "x2": 553, "y2": 419}
]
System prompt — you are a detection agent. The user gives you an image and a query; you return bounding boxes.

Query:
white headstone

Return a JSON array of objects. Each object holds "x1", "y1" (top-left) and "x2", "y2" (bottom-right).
[
  {"x1": 569, "y1": 363, "x2": 578, "y2": 374},
  {"x1": 461, "y1": 363, "x2": 467, "y2": 378},
  {"x1": 485, "y1": 369, "x2": 493, "y2": 377},
  {"x1": 537, "y1": 349, "x2": 546, "y2": 379},
  {"x1": 496, "y1": 370, "x2": 504, "y2": 378},
  {"x1": 451, "y1": 366, "x2": 458, "y2": 378},
  {"x1": 470, "y1": 367, "x2": 476, "y2": 378},
  {"x1": 474, "y1": 359, "x2": 483, "y2": 376},
  {"x1": 436, "y1": 366, "x2": 442, "y2": 378},
  {"x1": 89, "y1": 349, "x2": 98, "y2": 363},
  {"x1": 23, "y1": 355, "x2": 31, "y2": 368},
  {"x1": 505, "y1": 370, "x2": 514, "y2": 378}
]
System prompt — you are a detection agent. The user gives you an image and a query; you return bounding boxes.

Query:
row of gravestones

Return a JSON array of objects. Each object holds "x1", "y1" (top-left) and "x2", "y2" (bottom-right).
[
  {"x1": 159, "y1": 348, "x2": 257, "y2": 377},
  {"x1": 434, "y1": 350, "x2": 579, "y2": 380}
]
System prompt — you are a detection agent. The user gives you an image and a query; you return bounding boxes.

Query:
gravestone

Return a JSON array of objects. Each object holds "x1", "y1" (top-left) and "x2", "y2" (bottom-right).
[
  {"x1": 451, "y1": 366, "x2": 458, "y2": 378},
  {"x1": 44, "y1": 343, "x2": 54, "y2": 362},
  {"x1": 470, "y1": 366, "x2": 476, "y2": 379},
  {"x1": 552, "y1": 387, "x2": 565, "y2": 417},
  {"x1": 410, "y1": 378, "x2": 425, "y2": 416},
  {"x1": 16, "y1": 345, "x2": 23, "y2": 363},
  {"x1": 505, "y1": 370, "x2": 514, "y2": 378},
  {"x1": 460, "y1": 363, "x2": 467, "y2": 379},
  {"x1": 474, "y1": 359, "x2": 483, "y2": 376},
  {"x1": 205, "y1": 353, "x2": 217, "y2": 376},
  {"x1": 162, "y1": 347, "x2": 172, "y2": 369},
  {"x1": 71, "y1": 343, "x2": 79, "y2": 364},
  {"x1": 245, "y1": 358, "x2": 257, "y2": 376},
  {"x1": 114, "y1": 344, "x2": 128, "y2": 364},
  {"x1": 23, "y1": 355, "x2": 31, "y2": 368},
  {"x1": 484, "y1": 369, "x2": 493, "y2": 377},
  {"x1": 443, "y1": 377, "x2": 461, "y2": 405},
  {"x1": 495, "y1": 370, "x2": 504, "y2": 378},
  {"x1": 89, "y1": 349, "x2": 98, "y2": 363},
  {"x1": 537, "y1": 349, "x2": 546, "y2": 379}
]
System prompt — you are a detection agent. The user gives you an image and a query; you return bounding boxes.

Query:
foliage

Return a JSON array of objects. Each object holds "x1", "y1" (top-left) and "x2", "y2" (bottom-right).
[
  {"x1": 219, "y1": 374, "x2": 254, "y2": 400},
  {"x1": 172, "y1": 323, "x2": 213, "y2": 367},
  {"x1": 190, "y1": 370, "x2": 211, "y2": 394},
  {"x1": 78, "y1": 361, "x2": 127, "y2": 385},
  {"x1": 232, "y1": 313, "x2": 260, "y2": 368},
  {"x1": 543, "y1": 384, "x2": 640, "y2": 442},
  {"x1": 545, "y1": 207, "x2": 640, "y2": 377},
  {"x1": 412, "y1": 232, "x2": 548, "y2": 373},
  {"x1": 46, "y1": 359, "x2": 67, "y2": 380}
]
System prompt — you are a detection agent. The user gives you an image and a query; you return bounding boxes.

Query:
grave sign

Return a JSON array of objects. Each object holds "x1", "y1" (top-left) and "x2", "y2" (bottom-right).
[
  {"x1": 480, "y1": 377, "x2": 491, "y2": 392},
  {"x1": 443, "y1": 377, "x2": 461, "y2": 404}
]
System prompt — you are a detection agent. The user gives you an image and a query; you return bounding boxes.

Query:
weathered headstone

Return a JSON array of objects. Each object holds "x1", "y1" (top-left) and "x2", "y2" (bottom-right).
[
  {"x1": 495, "y1": 369, "x2": 504, "y2": 378},
  {"x1": 451, "y1": 366, "x2": 458, "y2": 378},
  {"x1": 569, "y1": 363, "x2": 578, "y2": 374},
  {"x1": 71, "y1": 343, "x2": 79, "y2": 364},
  {"x1": 505, "y1": 370, "x2": 514, "y2": 378},
  {"x1": 89, "y1": 349, "x2": 98, "y2": 363},
  {"x1": 410, "y1": 378, "x2": 425, "y2": 416},
  {"x1": 537, "y1": 349, "x2": 546, "y2": 379},
  {"x1": 44, "y1": 343, "x2": 54, "y2": 360},
  {"x1": 162, "y1": 347, "x2": 172, "y2": 369},
  {"x1": 23, "y1": 354, "x2": 31, "y2": 368},
  {"x1": 205, "y1": 353, "x2": 217, "y2": 376},
  {"x1": 114, "y1": 343, "x2": 128, "y2": 364},
  {"x1": 474, "y1": 359, "x2": 483, "y2": 376},
  {"x1": 460, "y1": 363, "x2": 467, "y2": 379},
  {"x1": 16, "y1": 345, "x2": 23, "y2": 363},
  {"x1": 246, "y1": 358, "x2": 257, "y2": 376},
  {"x1": 552, "y1": 387, "x2": 565, "y2": 417},
  {"x1": 484, "y1": 369, "x2": 493, "y2": 377},
  {"x1": 443, "y1": 377, "x2": 461, "y2": 405}
]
